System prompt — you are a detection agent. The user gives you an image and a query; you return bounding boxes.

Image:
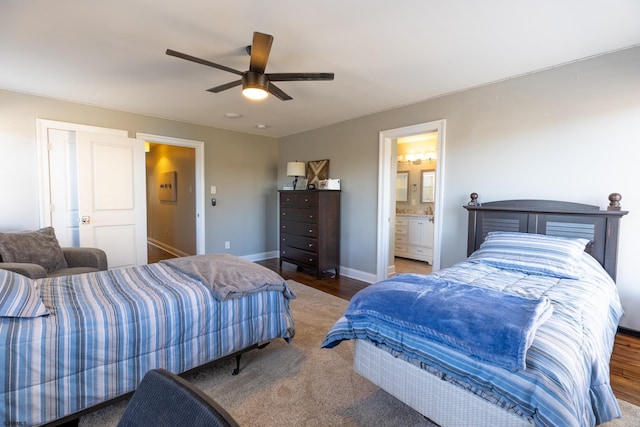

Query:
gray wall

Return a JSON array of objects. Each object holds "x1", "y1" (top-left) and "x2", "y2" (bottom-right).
[
  {"x1": 0, "y1": 89, "x2": 279, "y2": 257},
  {"x1": 279, "y1": 46, "x2": 640, "y2": 331}
]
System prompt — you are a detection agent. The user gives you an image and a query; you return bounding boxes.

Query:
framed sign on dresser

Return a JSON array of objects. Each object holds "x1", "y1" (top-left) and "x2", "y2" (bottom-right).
[{"x1": 278, "y1": 190, "x2": 340, "y2": 278}]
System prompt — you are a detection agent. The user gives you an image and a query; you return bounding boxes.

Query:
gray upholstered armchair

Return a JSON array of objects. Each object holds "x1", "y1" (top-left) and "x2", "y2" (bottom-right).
[{"x1": 0, "y1": 227, "x2": 107, "y2": 279}]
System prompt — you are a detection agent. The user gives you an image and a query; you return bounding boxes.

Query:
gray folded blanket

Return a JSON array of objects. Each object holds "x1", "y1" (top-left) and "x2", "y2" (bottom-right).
[{"x1": 160, "y1": 254, "x2": 295, "y2": 301}]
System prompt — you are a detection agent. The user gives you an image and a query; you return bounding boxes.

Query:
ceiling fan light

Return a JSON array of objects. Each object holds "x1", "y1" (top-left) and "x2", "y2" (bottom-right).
[
  {"x1": 242, "y1": 71, "x2": 269, "y2": 100},
  {"x1": 242, "y1": 87, "x2": 268, "y2": 100}
]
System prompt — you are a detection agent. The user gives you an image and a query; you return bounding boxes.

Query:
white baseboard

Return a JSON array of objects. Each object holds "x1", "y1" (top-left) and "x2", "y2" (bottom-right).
[
  {"x1": 147, "y1": 238, "x2": 192, "y2": 258},
  {"x1": 241, "y1": 252, "x2": 376, "y2": 285},
  {"x1": 241, "y1": 251, "x2": 280, "y2": 262},
  {"x1": 340, "y1": 266, "x2": 377, "y2": 284}
]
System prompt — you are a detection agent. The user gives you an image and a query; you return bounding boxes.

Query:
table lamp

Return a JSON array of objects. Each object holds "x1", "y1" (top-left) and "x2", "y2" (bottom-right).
[{"x1": 287, "y1": 161, "x2": 306, "y2": 190}]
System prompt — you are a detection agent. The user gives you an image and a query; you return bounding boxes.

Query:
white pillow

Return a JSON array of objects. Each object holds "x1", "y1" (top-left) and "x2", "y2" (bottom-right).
[{"x1": 469, "y1": 232, "x2": 589, "y2": 279}]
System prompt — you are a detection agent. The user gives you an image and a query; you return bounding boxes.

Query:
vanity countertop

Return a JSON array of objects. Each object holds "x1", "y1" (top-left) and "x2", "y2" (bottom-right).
[{"x1": 396, "y1": 213, "x2": 434, "y2": 218}]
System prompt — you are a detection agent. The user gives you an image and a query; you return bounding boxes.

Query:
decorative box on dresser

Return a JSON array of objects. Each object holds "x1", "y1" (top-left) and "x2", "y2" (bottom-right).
[{"x1": 278, "y1": 190, "x2": 340, "y2": 278}]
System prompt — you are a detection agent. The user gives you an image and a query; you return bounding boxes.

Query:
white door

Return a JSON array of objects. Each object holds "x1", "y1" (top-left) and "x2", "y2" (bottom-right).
[
  {"x1": 47, "y1": 128, "x2": 81, "y2": 247},
  {"x1": 76, "y1": 132, "x2": 147, "y2": 268}
]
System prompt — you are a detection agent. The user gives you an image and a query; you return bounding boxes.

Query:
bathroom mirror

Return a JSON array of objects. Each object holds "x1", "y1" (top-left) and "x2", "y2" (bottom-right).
[
  {"x1": 421, "y1": 170, "x2": 435, "y2": 203},
  {"x1": 396, "y1": 171, "x2": 409, "y2": 202}
]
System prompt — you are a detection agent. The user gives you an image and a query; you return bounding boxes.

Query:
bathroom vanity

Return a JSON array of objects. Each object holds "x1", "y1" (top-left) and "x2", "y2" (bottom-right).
[{"x1": 394, "y1": 214, "x2": 434, "y2": 264}]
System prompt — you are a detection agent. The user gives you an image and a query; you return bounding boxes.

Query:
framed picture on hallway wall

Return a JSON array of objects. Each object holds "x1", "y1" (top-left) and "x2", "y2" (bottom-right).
[
  {"x1": 159, "y1": 171, "x2": 177, "y2": 202},
  {"x1": 306, "y1": 159, "x2": 329, "y2": 187}
]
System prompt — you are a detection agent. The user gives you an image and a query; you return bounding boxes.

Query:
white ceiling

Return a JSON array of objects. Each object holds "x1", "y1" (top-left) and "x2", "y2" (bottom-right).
[{"x1": 2, "y1": 1, "x2": 639, "y2": 138}]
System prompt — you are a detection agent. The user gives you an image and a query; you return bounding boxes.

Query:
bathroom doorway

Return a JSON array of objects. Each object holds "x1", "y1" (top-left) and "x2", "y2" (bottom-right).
[
  {"x1": 376, "y1": 120, "x2": 446, "y2": 282},
  {"x1": 394, "y1": 133, "x2": 438, "y2": 275}
]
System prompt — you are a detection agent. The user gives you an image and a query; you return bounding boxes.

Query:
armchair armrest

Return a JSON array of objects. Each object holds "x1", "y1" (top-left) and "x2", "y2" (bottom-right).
[
  {"x1": 62, "y1": 248, "x2": 108, "y2": 271},
  {"x1": 0, "y1": 262, "x2": 47, "y2": 279}
]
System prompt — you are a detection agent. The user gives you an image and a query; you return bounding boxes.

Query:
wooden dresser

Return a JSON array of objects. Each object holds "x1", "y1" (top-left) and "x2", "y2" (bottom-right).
[{"x1": 278, "y1": 190, "x2": 340, "y2": 278}]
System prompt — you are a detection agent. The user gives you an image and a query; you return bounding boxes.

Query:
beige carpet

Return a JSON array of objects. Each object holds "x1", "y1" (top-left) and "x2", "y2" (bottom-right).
[{"x1": 81, "y1": 280, "x2": 639, "y2": 427}]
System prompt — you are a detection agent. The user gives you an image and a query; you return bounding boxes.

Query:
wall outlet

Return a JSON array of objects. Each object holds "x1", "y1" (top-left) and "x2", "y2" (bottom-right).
[{"x1": 225, "y1": 241, "x2": 230, "y2": 249}]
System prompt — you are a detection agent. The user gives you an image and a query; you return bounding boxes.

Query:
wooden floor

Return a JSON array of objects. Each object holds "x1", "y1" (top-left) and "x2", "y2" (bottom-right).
[
  {"x1": 610, "y1": 333, "x2": 640, "y2": 406},
  {"x1": 148, "y1": 246, "x2": 640, "y2": 407},
  {"x1": 394, "y1": 257, "x2": 433, "y2": 275}
]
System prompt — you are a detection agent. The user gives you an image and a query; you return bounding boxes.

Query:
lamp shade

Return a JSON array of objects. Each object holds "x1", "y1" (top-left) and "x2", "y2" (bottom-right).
[{"x1": 287, "y1": 161, "x2": 306, "y2": 177}]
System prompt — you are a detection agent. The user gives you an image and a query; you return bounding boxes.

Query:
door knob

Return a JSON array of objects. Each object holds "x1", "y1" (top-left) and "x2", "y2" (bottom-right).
[{"x1": 81, "y1": 216, "x2": 91, "y2": 225}]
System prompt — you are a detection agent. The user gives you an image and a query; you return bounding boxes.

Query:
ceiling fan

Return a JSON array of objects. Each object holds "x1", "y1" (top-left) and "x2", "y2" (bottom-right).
[{"x1": 166, "y1": 31, "x2": 334, "y2": 101}]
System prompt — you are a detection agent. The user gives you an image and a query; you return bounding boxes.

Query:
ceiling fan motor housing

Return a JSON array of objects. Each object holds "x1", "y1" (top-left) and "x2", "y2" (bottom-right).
[{"x1": 243, "y1": 71, "x2": 269, "y2": 91}]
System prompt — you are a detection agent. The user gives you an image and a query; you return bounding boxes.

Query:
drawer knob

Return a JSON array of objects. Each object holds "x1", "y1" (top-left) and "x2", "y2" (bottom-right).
[
  {"x1": 308, "y1": 244, "x2": 313, "y2": 247},
  {"x1": 309, "y1": 258, "x2": 313, "y2": 262},
  {"x1": 282, "y1": 212, "x2": 286, "y2": 216},
  {"x1": 282, "y1": 225, "x2": 286, "y2": 229},
  {"x1": 309, "y1": 229, "x2": 313, "y2": 233},
  {"x1": 309, "y1": 215, "x2": 314, "y2": 219},
  {"x1": 304, "y1": 198, "x2": 309, "y2": 202}
]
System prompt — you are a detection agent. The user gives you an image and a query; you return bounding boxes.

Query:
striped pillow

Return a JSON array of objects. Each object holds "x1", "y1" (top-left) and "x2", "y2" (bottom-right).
[
  {"x1": 0, "y1": 269, "x2": 49, "y2": 317},
  {"x1": 469, "y1": 232, "x2": 589, "y2": 279}
]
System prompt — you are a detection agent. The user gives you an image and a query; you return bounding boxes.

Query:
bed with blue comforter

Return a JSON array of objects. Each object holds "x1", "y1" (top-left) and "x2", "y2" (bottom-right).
[
  {"x1": 323, "y1": 231, "x2": 624, "y2": 426},
  {"x1": 0, "y1": 254, "x2": 295, "y2": 426}
]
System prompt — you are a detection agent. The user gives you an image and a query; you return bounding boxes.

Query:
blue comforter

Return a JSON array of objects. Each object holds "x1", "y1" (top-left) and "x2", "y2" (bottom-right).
[
  {"x1": 0, "y1": 261, "x2": 296, "y2": 426},
  {"x1": 325, "y1": 274, "x2": 552, "y2": 371},
  {"x1": 322, "y1": 253, "x2": 623, "y2": 427}
]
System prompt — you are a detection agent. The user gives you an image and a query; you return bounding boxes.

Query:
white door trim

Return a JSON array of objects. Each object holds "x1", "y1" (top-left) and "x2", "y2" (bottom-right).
[
  {"x1": 36, "y1": 119, "x2": 128, "y2": 228},
  {"x1": 136, "y1": 133, "x2": 205, "y2": 255},
  {"x1": 377, "y1": 120, "x2": 446, "y2": 282}
]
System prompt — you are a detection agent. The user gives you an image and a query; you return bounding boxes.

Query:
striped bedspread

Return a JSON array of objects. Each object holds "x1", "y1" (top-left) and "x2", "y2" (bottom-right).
[
  {"x1": 323, "y1": 253, "x2": 623, "y2": 427},
  {"x1": 1, "y1": 262, "x2": 295, "y2": 426}
]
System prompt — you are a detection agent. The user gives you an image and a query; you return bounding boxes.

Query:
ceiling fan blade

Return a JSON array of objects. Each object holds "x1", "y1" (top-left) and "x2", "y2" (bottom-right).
[
  {"x1": 206, "y1": 80, "x2": 243, "y2": 93},
  {"x1": 268, "y1": 83, "x2": 293, "y2": 101},
  {"x1": 166, "y1": 49, "x2": 243, "y2": 76},
  {"x1": 249, "y1": 32, "x2": 273, "y2": 74},
  {"x1": 267, "y1": 72, "x2": 335, "y2": 82}
]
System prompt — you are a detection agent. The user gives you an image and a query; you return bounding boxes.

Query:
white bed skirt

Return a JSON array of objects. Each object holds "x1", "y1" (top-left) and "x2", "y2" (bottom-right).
[{"x1": 353, "y1": 339, "x2": 533, "y2": 427}]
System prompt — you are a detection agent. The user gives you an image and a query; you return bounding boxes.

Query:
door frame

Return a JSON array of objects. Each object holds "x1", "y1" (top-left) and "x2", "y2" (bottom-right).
[
  {"x1": 376, "y1": 120, "x2": 446, "y2": 282},
  {"x1": 36, "y1": 119, "x2": 128, "y2": 228},
  {"x1": 136, "y1": 133, "x2": 205, "y2": 255}
]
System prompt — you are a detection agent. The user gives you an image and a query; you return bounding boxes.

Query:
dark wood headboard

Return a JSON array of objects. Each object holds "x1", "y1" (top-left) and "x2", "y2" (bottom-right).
[{"x1": 463, "y1": 193, "x2": 628, "y2": 280}]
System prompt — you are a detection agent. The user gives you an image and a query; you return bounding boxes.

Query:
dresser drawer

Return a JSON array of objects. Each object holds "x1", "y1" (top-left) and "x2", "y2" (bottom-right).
[
  {"x1": 394, "y1": 243, "x2": 408, "y2": 252},
  {"x1": 281, "y1": 247, "x2": 317, "y2": 266},
  {"x1": 396, "y1": 217, "x2": 408, "y2": 227},
  {"x1": 395, "y1": 226, "x2": 408, "y2": 235},
  {"x1": 280, "y1": 192, "x2": 319, "y2": 208},
  {"x1": 280, "y1": 208, "x2": 318, "y2": 223},
  {"x1": 280, "y1": 192, "x2": 299, "y2": 206},
  {"x1": 395, "y1": 234, "x2": 408, "y2": 244},
  {"x1": 280, "y1": 220, "x2": 318, "y2": 237},
  {"x1": 408, "y1": 245, "x2": 433, "y2": 260},
  {"x1": 281, "y1": 233, "x2": 317, "y2": 252}
]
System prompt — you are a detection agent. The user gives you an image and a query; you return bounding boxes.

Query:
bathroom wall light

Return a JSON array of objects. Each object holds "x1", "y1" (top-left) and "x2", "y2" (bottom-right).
[{"x1": 398, "y1": 152, "x2": 437, "y2": 165}]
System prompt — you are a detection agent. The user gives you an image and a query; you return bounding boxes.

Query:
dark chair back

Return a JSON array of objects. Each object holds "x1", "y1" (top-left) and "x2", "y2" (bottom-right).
[{"x1": 117, "y1": 369, "x2": 239, "y2": 427}]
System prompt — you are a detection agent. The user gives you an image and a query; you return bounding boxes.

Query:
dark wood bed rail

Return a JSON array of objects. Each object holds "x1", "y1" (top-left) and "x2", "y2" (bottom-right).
[{"x1": 464, "y1": 193, "x2": 628, "y2": 280}]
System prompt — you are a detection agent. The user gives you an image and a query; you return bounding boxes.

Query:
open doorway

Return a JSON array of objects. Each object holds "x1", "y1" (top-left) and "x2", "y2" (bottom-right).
[
  {"x1": 394, "y1": 133, "x2": 438, "y2": 275},
  {"x1": 376, "y1": 120, "x2": 446, "y2": 282},
  {"x1": 137, "y1": 133, "x2": 205, "y2": 262},
  {"x1": 145, "y1": 142, "x2": 196, "y2": 262}
]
